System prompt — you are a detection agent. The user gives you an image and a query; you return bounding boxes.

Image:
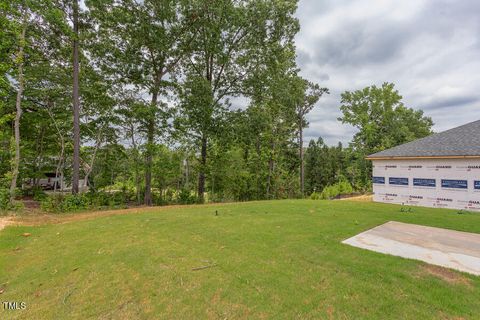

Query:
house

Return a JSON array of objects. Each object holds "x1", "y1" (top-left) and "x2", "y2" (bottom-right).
[{"x1": 366, "y1": 120, "x2": 480, "y2": 211}]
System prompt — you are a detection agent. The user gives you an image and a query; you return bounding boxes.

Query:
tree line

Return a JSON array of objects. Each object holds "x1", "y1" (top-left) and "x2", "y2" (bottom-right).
[{"x1": 0, "y1": 0, "x2": 433, "y2": 209}]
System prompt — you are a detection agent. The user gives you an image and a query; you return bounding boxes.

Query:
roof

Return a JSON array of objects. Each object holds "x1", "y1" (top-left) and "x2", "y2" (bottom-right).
[{"x1": 367, "y1": 119, "x2": 480, "y2": 159}]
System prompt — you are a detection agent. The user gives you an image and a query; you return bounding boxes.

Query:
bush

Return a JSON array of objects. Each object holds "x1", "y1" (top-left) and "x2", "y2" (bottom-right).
[
  {"x1": 61, "y1": 194, "x2": 90, "y2": 212},
  {"x1": 40, "y1": 191, "x2": 130, "y2": 213},
  {"x1": 0, "y1": 188, "x2": 10, "y2": 211},
  {"x1": 319, "y1": 180, "x2": 354, "y2": 200},
  {"x1": 320, "y1": 185, "x2": 337, "y2": 199},
  {"x1": 337, "y1": 180, "x2": 353, "y2": 194},
  {"x1": 40, "y1": 194, "x2": 64, "y2": 213},
  {"x1": 32, "y1": 187, "x2": 48, "y2": 201},
  {"x1": 0, "y1": 188, "x2": 24, "y2": 212},
  {"x1": 310, "y1": 192, "x2": 321, "y2": 200},
  {"x1": 177, "y1": 189, "x2": 197, "y2": 204},
  {"x1": 40, "y1": 193, "x2": 89, "y2": 213},
  {"x1": 89, "y1": 191, "x2": 122, "y2": 208}
]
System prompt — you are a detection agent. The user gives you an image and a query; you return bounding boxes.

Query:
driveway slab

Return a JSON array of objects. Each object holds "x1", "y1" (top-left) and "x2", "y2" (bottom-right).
[{"x1": 343, "y1": 221, "x2": 480, "y2": 275}]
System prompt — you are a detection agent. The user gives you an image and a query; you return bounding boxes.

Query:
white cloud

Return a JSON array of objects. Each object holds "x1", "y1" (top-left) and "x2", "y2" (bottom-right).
[{"x1": 296, "y1": 0, "x2": 480, "y2": 145}]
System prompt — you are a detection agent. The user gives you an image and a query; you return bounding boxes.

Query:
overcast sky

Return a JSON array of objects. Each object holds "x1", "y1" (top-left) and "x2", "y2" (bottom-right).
[{"x1": 295, "y1": 0, "x2": 480, "y2": 145}]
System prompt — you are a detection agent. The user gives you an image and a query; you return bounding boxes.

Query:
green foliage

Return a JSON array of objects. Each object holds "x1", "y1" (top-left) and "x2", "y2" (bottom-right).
[
  {"x1": 177, "y1": 189, "x2": 197, "y2": 205},
  {"x1": 305, "y1": 138, "x2": 347, "y2": 194},
  {"x1": 40, "y1": 194, "x2": 87, "y2": 213},
  {"x1": 0, "y1": 187, "x2": 24, "y2": 211},
  {"x1": 339, "y1": 82, "x2": 433, "y2": 154},
  {"x1": 102, "y1": 192, "x2": 131, "y2": 208},
  {"x1": 59, "y1": 193, "x2": 90, "y2": 212},
  {"x1": 338, "y1": 82, "x2": 434, "y2": 189},
  {"x1": 40, "y1": 187, "x2": 203, "y2": 213},
  {"x1": 21, "y1": 186, "x2": 48, "y2": 201},
  {"x1": 309, "y1": 192, "x2": 320, "y2": 200},
  {"x1": 40, "y1": 191, "x2": 131, "y2": 213},
  {"x1": 319, "y1": 179, "x2": 353, "y2": 200},
  {"x1": 0, "y1": 187, "x2": 10, "y2": 211},
  {"x1": 0, "y1": 1, "x2": 435, "y2": 209}
]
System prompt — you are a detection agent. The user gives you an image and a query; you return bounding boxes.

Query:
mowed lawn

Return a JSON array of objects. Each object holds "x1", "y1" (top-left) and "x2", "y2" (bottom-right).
[{"x1": 1, "y1": 200, "x2": 480, "y2": 319}]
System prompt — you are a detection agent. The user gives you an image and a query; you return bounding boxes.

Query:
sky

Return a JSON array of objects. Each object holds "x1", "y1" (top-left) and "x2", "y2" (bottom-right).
[{"x1": 295, "y1": 0, "x2": 480, "y2": 146}]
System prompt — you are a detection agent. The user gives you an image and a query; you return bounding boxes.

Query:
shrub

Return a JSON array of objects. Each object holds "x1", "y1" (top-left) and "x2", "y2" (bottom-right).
[
  {"x1": 0, "y1": 188, "x2": 25, "y2": 212},
  {"x1": 61, "y1": 194, "x2": 90, "y2": 212},
  {"x1": 32, "y1": 187, "x2": 48, "y2": 201},
  {"x1": 89, "y1": 191, "x2": 115, "y2": 208},
  {"x1": 177, "y1": 189, "x2": 197, "y2": 204},
  {"x1": 0, "y1": 188, "x2": 10, "y2": 211},
  {"x1": 310, "y1": 192, "x2": 321, "y2": 200},
  {"x1": 40, "y1": 194, "x2": 64, "y2": 213},
  {"x1": 41, "y1": 191, "x2": 131, "y2": 213},
  {"x1": 337, "y1": 180, "x2": 353, "y2": 194},
  {"x1": 40, "y1": 193, "x2": 90, "y2": 213},
  {"x1": 320, "y1": 185, "x2": 337, "y2": 199},
  {"x1": 319, "y1": 179, "x2": 354, "y2": 200}
]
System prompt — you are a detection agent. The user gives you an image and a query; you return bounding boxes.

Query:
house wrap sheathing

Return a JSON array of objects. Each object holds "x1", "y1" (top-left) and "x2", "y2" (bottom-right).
[{"x1": 367, "y1": 120, "x2": 480, "y2": 211}]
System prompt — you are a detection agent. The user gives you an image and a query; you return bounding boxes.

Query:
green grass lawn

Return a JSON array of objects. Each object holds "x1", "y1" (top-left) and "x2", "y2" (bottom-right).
[{"x1": 1, "y1": 200, "x2": 480, "y2": 319}]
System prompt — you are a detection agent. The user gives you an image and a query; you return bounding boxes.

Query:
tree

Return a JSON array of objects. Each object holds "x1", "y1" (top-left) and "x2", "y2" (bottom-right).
[
  {"x1": 87, "y1": 0, "x2": 196, "y2": 205},
  {"x1": 178, "y1": 0, "x2": 300, "y2": 202},
  {"x1": 304, "y1": 138, "x2": 346, "y2": 195},
  {"x1": 339, "y1": 82, "x2": 433, "y2": 188},
  {"x1": 71, "y1": 0, "x2": 80, "y2": 194},
  {"x1": 0, "y1": 6, "x2": 13, "y2": 186},
  {"x1": 9, "y1": 12, "x2": 27, "y2": 203},
  {"x1": 2, "y1": 0, "x2": 69, "y2": 201},
  {"x1": 294, "y1": 79, "x2": 328, "y2": 197}
]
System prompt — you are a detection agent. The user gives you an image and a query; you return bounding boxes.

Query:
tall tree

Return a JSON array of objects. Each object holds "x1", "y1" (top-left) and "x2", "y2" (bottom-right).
[
  {"x1": 71, "y1": 0, "x2": 80, "y2": 194},
  {"x1": 1, "y1": 0, "x2": 76, "y2": 202},
  {"x1": 179, "y1": 0, "x2": 300, "y2": 202},
  {"x1": 339, "y1": 82, "x2": 433, "y2": 188},
  {"x1": 3, "y1": 0, "x2": 64, "y2": 200},
  {"x1": 87, "y1": 0, "x2": 196, "y2": 205},
  {"x1": 304, "y1": 138, "x2": 346, "y2": 195},
  {"x1": 9, "y1": 12, "x2": 27, "y2": 203},
  {"x1": 0, "y1": 3, "x2": 14, "y2": 184},
  {"x1": 294, "y1": 79, "x2": 328, "y2": 197}
]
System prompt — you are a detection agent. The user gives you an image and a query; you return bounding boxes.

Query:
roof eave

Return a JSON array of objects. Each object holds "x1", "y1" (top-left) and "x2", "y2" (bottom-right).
[{"x1": 366, "y1": 155, "x2": 480, "y2": 160}]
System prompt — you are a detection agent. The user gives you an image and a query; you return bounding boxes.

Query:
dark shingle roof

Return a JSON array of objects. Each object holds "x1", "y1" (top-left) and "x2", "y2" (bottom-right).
[{"x1": 367, "y1": 120, "x2": 480, "y2": 159}]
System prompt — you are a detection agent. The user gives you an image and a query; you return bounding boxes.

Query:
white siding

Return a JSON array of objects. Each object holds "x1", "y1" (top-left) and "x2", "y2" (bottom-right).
[{"x1": 372, "y1": 158, "x2": 480, "y2": 211}]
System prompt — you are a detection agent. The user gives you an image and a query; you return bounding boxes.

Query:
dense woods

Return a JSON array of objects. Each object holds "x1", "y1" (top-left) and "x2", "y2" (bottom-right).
[{"x1": 0, "y1": 0, "x2": 433, "y2": 211}]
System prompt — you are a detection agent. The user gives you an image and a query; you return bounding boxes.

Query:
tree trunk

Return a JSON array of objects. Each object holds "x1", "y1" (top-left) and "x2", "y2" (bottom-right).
[
  {"x1": 129, "y1": 124, "x2": 142, "y2": 204},
  {"x1": 144, "y1": 123, "x2": 153, "y2": 205},
  {"x1": 72, "y1": 0, "x2": 81, "y2": 194},
  {"x1": 184, "y1": 158, "x2": 189, "y2": 188},
  {"x1": 9, "y1": 21, "x2": 27, "y2": 203},
  {"x1": 144, "y1": 87, "x2": 158, "y2": 206},
  {"x1": 197, "y1": 136, "x2": 207, "y2": 202},
  {"x1": 47, "y1": 102, "x2": 65, "y2": 193},
  {"x1": 54, "y1": 146, "x2": 64, "y2": 193},
  {"x1": 35, "y1": 125, "x2": 46, "y2": 186},
  {"x1": 266, "y1": 136, "x2": 275, "y2": 199},
  {"x1": 299, "y1": 118, "x2": 304, "y2": 198},
  {"x1": 255, "y1": 137, "x2": 261, "y2": 199},
  {"x1": 82, "y1": 130, "x2": 102, "y2": 190}
]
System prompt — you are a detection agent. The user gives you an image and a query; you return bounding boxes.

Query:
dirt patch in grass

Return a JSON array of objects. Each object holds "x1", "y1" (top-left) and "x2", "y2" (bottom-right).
[
  {"x1": 419, "y1": 264, "x2": 472, "y2": 287},
  {"x1": 338, "y1": 194, "x2": 372, "y2": 202},
  {"x1": 2, "y1": 202, "x2": 241, "y2": 229},
  {"x1": 12, "y1": 207, "x2": 159, "y2": 226},
  {"x1": 0, "y1": 217, "x2": 14, "y2": 231}
]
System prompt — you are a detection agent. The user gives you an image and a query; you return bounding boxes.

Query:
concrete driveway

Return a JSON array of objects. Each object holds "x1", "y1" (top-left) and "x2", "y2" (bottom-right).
[{"x1": 343, "y1": 221, "x2": 480, "y2": 275}]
